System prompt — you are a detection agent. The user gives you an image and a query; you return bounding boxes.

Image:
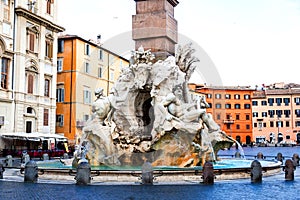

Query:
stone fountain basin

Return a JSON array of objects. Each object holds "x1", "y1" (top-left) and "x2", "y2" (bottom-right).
[{"x1": 35, "y1": 159, "x2": 282, "y2": 183}]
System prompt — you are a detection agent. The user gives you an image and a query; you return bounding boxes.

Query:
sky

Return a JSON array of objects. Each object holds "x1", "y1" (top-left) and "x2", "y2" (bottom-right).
[{"x1": 57, "y1": 0, "x2": 300, "y2": 87}]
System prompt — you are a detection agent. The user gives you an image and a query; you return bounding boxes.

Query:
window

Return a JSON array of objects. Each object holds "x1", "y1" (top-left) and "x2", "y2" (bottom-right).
[
  {"x1": 215, "y1": 94, "x2": 221, "y2": 99},
  {"x1": 244, "y1": 94, "x2": 250, "y2": 99},
  {"x1": 244, "y1": 104, "x2": 251, "y2": 109},
  {"x1": 236, "y1": 124, "x2": 240, "y2": 129},
  {"x1": 234, "y1": 104, "x2": 241, "y2": 109},
  {"x1": 217, "y1": 114, "x2": 221, "y2": 120},
  {"x1": 57, "y1": 58, "x2": 63, "y2": 72},
  {"x1": 225, "y1": 104, "x2": 231, "y2": 109},
  {"x1": 258, "y1": 122, "x2": 262, "y2": 130},
  {"x1": 27, "y1": 0, "x2": 37, "y2": 12},
  {"x1": 253, "y1": 112, "x2": 258, "y2": 117},
  {"x1": 27, "y1": 107, "x2": 33, "y2": 114},
  {"x1": 85, "y1": 44, "x2": 90, "y2": 56},
  {"x1": 99, "y1": 49, "x2": 103, "y2": 60},
  {"x1": 283, "y1": 98, "x2": 290, "y2": 106},
  {"x1": 236, "y1": 114, "x2": 240, "y2": 120},
  {"x1": 276, "y1": 121, "x2": 282, "y2": 128},
  {"x1": 295, "y1": 98, "x2": 300, "y2": 105},
  {"x1": 226, "y1": 124, "x2": 231, "y2": 129},
  {"x1": 246, "y1": 114, "x2": 250, "y2": 120},
  {"x1": 253, "y1": 123, "x2": 257, "y2": 128},
  {"x1": 276, "y1": 98, "x2": 282, "y2": 106},
  {"x1": 234, "y1": 94, "x2": 240, "y2": 99},
  {"x1": 215, "y1": 103, "x2": 221, "y2": 109},
  {"x1": 295, "y1": 110, "x2": 300, "y2": 117},
  {"x1": 56, "y1": 87, "x2": 64, "y2": 102},
  {"x1": 84, "y1": 62, "x2": 90, "y2": 74},
  {"x1": 26, "y1": 24, "x2": 39, "y2": 53},
  {"x1": 286, "y1": 121, "x2": 290, "y2": 127},
  {"x1": 284, "y1": 110, "x2": 290, "y2": 118},
  {"x1": 208, "y1": 103, "x2": 212, "y2": 108},
  {"x1": 226, "y1": 114, "x2": 231, "y2": 120},
  {"x1": 43, "y1": 109, "x2": 49, "y2": 126},
  {"x1": 246, "y1": 124, "x2": 250, "y2": 129},
  {"x1": 252, "y1": 101, "x2": 258, "y2": 106},
  {"x1": 225, "y1": 94, "x2": 231, "y2": 99},
  {"x1": 270, "y1": 121, "x2": 274, "y2": 127},
  {"x1": 58, "y1": 40, "x2": 64, "y2": 53},
  {"x1": 262, "y1": 112, "x2": 267, "y2": 117},
  {"x1": 110, "y1": 71, "x2": 114, "y2": 81},
  {"x1": 45, "y1": 39, "x2": 53, "y2": 59},
  {"x1": 286, "y1": 135, "x2": 291, "y2": 140},
  {"x1": 44, "y1": 79, "x2": 50, "y2": 97},
  {"x1": 84, "y1": 89, "x2": 91, "y2": 104},
  {"x1": 207, "y1": 94, "x2": 212, "y2": 99},
  {"x1": 268, "y1": 110, "x2": 275, "y2": 118},
  {"x1": 276, "y1": 110, "x2": 282, "y2": 118},
  {"x1": 98, "y1": 66, "x2": 103, "y2": 78},
  {"x1": 268, "y1": 98, "x2": 274, "y2": 106},
  {"x1": 3, "y1": 0, "x2": 10, "y2": 21},
  {"x1": 56, "y1": 115, "x2": 64, "y2": 127},
  {"x1": 1, "y1": 58, "x2": 9, "y2": 89},
  {"x1": 29, "y1": 33, "x2": 35, "y2": 51},
  {"x1": 296, "y1": 121, "x2": 300, "y2": 127},
  {"x1": 46, "y1": 0, "x2": 53, "y2": 15},
  {"x1": 261, "y1": 101, "x2": 267, "y2": 106},
  {"x1": 27, "y1": 74, "x2": 34, "y2": 94}
]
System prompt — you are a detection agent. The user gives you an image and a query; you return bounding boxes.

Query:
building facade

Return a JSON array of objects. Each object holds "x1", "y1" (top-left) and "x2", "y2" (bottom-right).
[
  {"x1": 56, "y1": 35, "x2": 129, "y2": 144},
  {"x1": 0, "y1": 0, "x2": 64, "y2": 151},
  {"x1": 0, "y1": 0, "x2": 14, "y2": 137},
  {"x1": 196, "y1": 85, "x2": 255, "y2": 145},
  {"x1": 252, "y1": 85, "x2": 300, "y2": 144}
]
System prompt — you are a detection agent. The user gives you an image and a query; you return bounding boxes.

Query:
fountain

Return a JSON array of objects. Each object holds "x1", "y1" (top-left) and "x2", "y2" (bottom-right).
[{"x1": 73, "y1": 43, "x2": 234, "y2": 169}]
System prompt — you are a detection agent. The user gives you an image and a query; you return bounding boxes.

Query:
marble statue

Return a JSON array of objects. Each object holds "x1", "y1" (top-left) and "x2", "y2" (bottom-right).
[{"x1": 76, "y1": 44, "x2": 234, "y2": 167}]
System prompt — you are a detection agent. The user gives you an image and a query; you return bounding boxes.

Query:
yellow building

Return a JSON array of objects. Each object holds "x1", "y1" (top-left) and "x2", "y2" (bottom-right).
[{"x1": 56, "y1": 35, "x2": 129, "y2": 145}]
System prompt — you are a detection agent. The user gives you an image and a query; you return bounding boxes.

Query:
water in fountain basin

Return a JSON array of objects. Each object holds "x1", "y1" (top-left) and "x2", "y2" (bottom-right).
[{"x1": 232, "y1": 138, "x2": 245, "y2": 159}]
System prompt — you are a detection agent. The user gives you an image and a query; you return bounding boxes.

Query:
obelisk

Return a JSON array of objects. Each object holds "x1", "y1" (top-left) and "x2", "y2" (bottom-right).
[{"x1": 132, "y1": 0, "x2": 179, "y2": 60}]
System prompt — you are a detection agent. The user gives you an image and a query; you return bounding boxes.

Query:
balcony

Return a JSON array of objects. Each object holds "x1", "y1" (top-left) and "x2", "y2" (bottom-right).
[{"x1": 223, "y1": 120, "x2": 235, "y2": 124}]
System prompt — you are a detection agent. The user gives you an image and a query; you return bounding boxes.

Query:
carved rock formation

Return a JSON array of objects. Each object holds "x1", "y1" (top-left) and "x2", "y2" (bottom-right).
[{"x1": 75, "y1": 44, "x2": 234, "y2": 168}]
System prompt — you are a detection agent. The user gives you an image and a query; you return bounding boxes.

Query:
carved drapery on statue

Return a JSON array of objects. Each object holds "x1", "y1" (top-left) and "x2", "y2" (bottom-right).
[{"x1": 76, "y1": 44, "x2": 234, "y2": 167}]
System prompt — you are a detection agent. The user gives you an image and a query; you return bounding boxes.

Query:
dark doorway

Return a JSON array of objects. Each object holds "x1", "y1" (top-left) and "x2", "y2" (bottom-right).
[
  {"x1": 246, "y1": 135, "x2": 251, "y2": 144},
  {"x1": 26, "y1": 121, "x2": 32, "y2": 133}
]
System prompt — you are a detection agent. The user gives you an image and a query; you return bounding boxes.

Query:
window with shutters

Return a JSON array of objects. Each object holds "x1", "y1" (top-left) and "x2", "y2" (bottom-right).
[
  {"x1": 27, "y1": 74, "x2": 34, "y2": 94},
  {"x1": 56, "y1": 86, "x2": 64, "y2": 102},
  {"x1": 26, "y1": 24, "x2": 39, "y2": 54},
  {"x1": 1, "y1": 58, "x2": 9, "y2": 89},
  {"x1": 43, "y1": 109, "x2": 49, "y2": 126},
  {"x1": 44, "y1": 79, "x2": 50, "y2": 97}
]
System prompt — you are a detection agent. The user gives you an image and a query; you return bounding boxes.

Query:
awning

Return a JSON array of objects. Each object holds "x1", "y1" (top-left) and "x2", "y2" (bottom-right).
[{"x1": 0, "y1": 132, "x2": 67, "y2": 142}]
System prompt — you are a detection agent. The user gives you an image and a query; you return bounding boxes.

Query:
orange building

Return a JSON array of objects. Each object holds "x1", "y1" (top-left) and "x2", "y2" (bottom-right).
[
  {"x1": 56, "y1": 35, "x2": 129, "y2": 144},
  {"x1": 194, "y1": 85, "x2": 255, "y2": 145}
]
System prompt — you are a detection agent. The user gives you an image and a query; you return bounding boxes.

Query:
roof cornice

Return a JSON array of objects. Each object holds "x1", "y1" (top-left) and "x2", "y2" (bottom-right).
[{"x1": 15, "y1": 7, "x2": 65, "y2": 33}]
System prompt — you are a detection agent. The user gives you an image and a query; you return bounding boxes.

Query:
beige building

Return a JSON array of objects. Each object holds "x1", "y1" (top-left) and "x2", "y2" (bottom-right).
[
  {"x1": 252, "y1": 84, "x2": 300, "y2": 145},
  {"x1": 0, "y1": 0, "x2": 64, "y2": 152}
]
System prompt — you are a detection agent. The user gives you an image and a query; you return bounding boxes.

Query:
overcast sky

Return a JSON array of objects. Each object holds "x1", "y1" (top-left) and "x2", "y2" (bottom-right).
[{"x1": 57, "y1": 0, "x2": 300, "y2": 87}]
